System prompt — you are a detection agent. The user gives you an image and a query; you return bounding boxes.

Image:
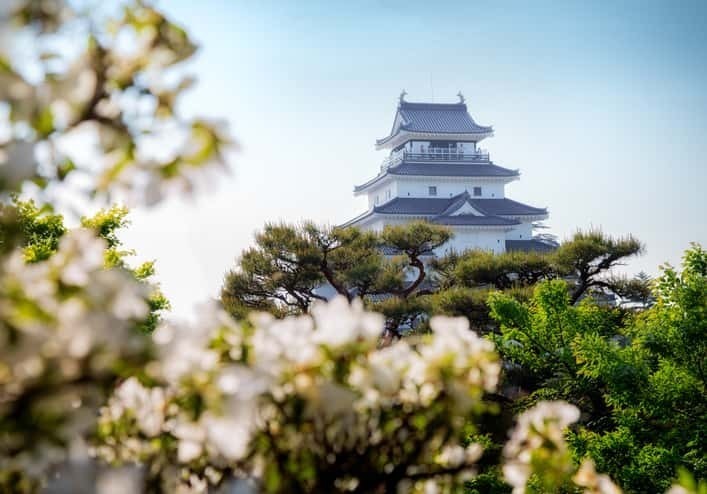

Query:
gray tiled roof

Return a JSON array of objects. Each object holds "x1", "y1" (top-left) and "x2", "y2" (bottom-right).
[
  {"x1": 392, "y1": 162, "x2": 517, "y2": 177},
  {"x1": 377, "y1": 101, "x2": 492, "y2": 145},
  {"x1": 432, "y1": 214, "x2": 519, "y2": 226},
  {"x1": 374, "y1": 197, "x2": 453, "y2": 215},
  {"x1": 342, "y1": 192, "x2": 547, "y2": 228},
  {"x1": 354, "y1": 162, "x2": 518, "y2": 192},
  {"x1": 505, "y1": 239, "x2": 558, "y2": 253},
  {"x1": 470, "y1": 198, "x2": 547, "y2": 216},
  {"x1": 398, "y1": 102, "x2": 492, "y2": 134},
  {"x1": 373, "y1": 194, "x2": 546, "y2": 217}
]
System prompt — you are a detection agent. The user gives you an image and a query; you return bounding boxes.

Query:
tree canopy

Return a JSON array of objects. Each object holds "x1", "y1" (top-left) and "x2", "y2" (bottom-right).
[
  {"x1": 488, "y1": 243, "x2": 706, "y2": 492},
  {"x1": 221, "y1": 220, "x2": 451, "y2": 319},
  {"x1": 222, "y1": 223, "x2": 644, "y2": 336}
]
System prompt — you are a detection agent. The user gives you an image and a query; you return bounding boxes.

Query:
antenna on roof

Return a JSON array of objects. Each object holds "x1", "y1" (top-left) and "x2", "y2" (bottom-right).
[
  {"x1": 457, "y1": 91, "x2": 465, "y2": 104},
  {"x1": 399, "y1": 89, "x2": 407, "y2": 103}
]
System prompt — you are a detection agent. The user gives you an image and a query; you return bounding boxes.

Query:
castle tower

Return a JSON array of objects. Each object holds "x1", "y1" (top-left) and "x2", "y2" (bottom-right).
[{"x1": 343, "y1": 92, "x2": 552, "y2": 254}]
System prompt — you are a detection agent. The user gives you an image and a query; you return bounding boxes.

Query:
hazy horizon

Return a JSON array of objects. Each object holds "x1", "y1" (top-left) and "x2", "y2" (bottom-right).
[{"x1": 115, "y1": 0, "x2": 707, "y2": 317}]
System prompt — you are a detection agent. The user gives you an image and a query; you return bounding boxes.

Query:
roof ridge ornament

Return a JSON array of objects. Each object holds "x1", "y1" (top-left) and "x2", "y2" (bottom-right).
[
  {"x1": 457, "y1": 91, "x2": 465, "y2": 104},
  {"x1": 399, "y1": 89, "x2": 407, "y2": 104}
]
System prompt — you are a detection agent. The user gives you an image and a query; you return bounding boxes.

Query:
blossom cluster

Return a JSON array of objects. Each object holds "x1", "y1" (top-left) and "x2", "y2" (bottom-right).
[
  {"x1": 0, "y1": 229, "x2": 151, "y2": 479},
  {"x1": 96, "y1": 297, "x2": 500, "y2": 493},
  {"x1": 0, "y1": 0, "x2": 231, "y2": 204},
  {"x1": 503, "y1": 400, "x2": 580, "y2": 492},
  {"x1": 503, "y1": 401, "x2": 621, "y2": 494}
]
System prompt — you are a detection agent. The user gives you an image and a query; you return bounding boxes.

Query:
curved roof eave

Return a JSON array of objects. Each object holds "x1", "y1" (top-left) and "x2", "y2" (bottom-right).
[{"x1": 353, "y1": 163, "x2": 519, "y2": 194}]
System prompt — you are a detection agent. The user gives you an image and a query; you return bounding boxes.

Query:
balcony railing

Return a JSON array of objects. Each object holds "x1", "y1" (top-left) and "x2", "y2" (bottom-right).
[{"x1": 382, "y1": 148, "x2": 490, "y2": 169}]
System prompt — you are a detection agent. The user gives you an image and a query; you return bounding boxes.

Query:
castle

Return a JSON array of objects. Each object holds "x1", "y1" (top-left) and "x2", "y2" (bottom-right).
[{"x1": 343, "y1": 92, "x2": 553, "y2": 254}]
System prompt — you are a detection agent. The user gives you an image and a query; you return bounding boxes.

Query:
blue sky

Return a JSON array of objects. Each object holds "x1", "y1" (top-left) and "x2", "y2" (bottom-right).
[{"x1": 120, "y1": 0, "x2": 707, "y2": 317}]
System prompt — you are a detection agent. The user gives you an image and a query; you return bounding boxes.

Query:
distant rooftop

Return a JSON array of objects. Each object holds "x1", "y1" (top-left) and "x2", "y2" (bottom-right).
[{"x1": 376, "y1": 93, "x2": 494, "y2": 149}]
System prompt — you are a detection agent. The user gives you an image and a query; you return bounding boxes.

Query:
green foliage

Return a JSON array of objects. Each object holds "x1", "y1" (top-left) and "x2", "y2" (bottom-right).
[
  {"x1": 489, "y1": 243, "x2": 707, "y2": 493},
  {"x1": 223, "y1": 226, "x2": 647, "y2": 344},
  {"x1": 437, "y1": 249, "x2": 555, "y2": 290},
  {"x1": 381, "y1": 220, "x2": 452, "y2": 258},
  {"x1": 82, "y1": 206, "x2": 170, "y2": 331},
  {"x1": 609, "y1": 271, "x2": 653, "y2": 308},
  {"x1": 0, "y1": 200, "x2": 169, "y2": 333},
  {"x1": 421, "y1": 286, "x2": 500, "y2": 333},
  {"x1": 0, "y1": 197, "x2": 66, "y2": 262},
  {"x1": 221, "y1": 221, "x2": 451, "y2": 325},
  {"x1": 434, "y1": 229, "x2": 643, "y2": 305},
  {"x1": 367, "y1": 294, "x2": 429, "y2": 334},
  {"x1": 554, "y1": 229, "x2": 644, "y2": 303},
  {"x1": 222, "y1": 222, "x2": 326, "y2": 316},
  {"x1": 0, "y1": 468, "x2": 39, "y2": 494},
  {"x1": 672, "y1": 468, "x2": 707, "y2": 494},
  {"x1": 138, "y1": 290, "x2": 171, "y2": 334},
  {"x1": 81, "y1": 205, "x2": 130, "y2": 249},
  {"x1": 464, "y1": 468, "x2": 512, "y2": 494}
]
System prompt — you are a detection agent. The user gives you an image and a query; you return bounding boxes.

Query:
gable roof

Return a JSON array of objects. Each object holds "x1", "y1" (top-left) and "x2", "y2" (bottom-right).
[
  {"x1": 376, "y1": 100, "x2": 493, "y2": 148},
  {"x1": 373, "y1": 193, "x2": 547, "y2": 217}
]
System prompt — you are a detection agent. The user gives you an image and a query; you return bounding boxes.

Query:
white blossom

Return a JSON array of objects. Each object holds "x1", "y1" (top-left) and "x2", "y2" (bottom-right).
[
  {"x1": 0, "y1": 141, "x2": 37, "y2": 189},
  {"x1": 112, "y1": 378, "x2": 166, "y2": 437},
  {"x1": 174, "y1": 421, "x2": 206, "y2": 463},
  {"x1": 503, "y1": 401, "x2": 581, "y2": 493},
  {"x1": 95, "y1": 299, "x2": 505, "y2": 492},
  {"x1": 203, "y1": 413, "x2": 252, "y2": 461},
  {"x1": 250, "y1": 310, "x2": 320, "y2": 373},
  {"x1": 153, "y1": 314, "x2": 221, "y2": 385},
  {"x1": 573, "y1": 459, "x2": 622, "y2": 494},
  {"x1": 310, "y1": 296, "x2": 384, "y2": 348},
  {"x1": 666, "y1": 487, "x2": 690, "y2": 494}
]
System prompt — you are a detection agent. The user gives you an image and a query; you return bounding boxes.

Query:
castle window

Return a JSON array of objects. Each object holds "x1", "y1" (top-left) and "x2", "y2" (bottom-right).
[
  {"x1": 386, "y1": 189, "x2": 391, "y2": 199},
  {"x1": 428, "y1": 186, "x2": 437, "y2": 196},
  {"x1": 473, "y1": 186, "x2": 482, "y2": 197}
]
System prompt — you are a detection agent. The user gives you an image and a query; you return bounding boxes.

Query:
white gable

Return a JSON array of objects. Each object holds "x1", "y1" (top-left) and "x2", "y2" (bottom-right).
[{"x1": 450, "y1": 201, "x2": 485, "y2": 216}]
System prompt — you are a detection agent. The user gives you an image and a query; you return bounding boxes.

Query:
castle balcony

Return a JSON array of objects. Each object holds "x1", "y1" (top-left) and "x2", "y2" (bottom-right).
[{"x1": 382, "y1": 148, "x2": 490, "y2": 170}]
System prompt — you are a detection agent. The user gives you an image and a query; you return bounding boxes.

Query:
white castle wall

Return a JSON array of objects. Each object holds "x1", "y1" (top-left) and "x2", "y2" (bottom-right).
[
  {"x1": 506, "y1": 222, "x2": 534, "y2": 240},
  {"x1": 366, "y1": 179, "x2": 506, "y2": 208},
  {"x1": 363, "y1": 217, "x2": 409, "y2": 232},
  {"x1": 395, "y1": 180, "x2": 505, "y2": 199},
  {"x1": 360, "y1": 217, "x2": 508, "y2": 254},
  {"x1": 368, "y1": 181, "x2": 399, "y2": 208},
  {"x1": 439, "y1": 229, "x2": 506, "y2": 255}
]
